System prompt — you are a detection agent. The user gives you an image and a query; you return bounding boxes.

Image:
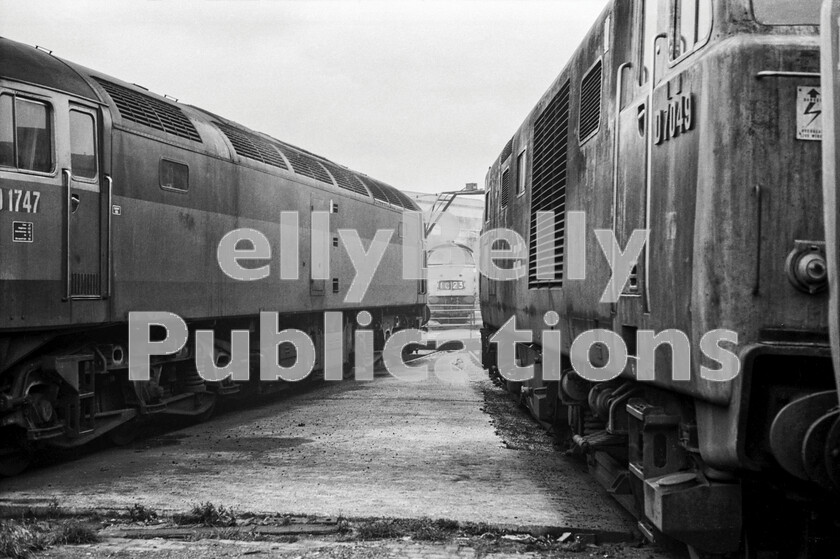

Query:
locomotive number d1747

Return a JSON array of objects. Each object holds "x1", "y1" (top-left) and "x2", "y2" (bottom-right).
[{"x1": 0, "y1": 187, "x2": 41, "y2": 213}]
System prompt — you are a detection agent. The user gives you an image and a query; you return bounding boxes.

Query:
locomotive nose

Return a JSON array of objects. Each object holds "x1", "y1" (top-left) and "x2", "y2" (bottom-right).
[{"x1": 786, "y1": 243, "x2": 829, "y2": 294}]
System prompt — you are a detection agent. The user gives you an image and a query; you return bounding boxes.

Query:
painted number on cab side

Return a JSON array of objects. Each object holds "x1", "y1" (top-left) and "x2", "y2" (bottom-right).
[
  {"x1": 654, "y1": 94, "x2": 694, "y2": 146},
  {"x1": 0, "y1": 188, "x2": 41, "y2": 213}
]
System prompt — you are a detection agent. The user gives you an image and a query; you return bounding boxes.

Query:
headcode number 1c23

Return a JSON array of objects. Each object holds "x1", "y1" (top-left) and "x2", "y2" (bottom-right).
[{"x1": 0, "y1": 188, "x2": 41, "y2": 213}]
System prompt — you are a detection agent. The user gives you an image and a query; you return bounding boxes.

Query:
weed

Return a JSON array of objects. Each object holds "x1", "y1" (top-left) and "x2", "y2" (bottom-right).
[
  {"x1": 46, "y1": 498, "x2": 61, "y2": 517},
  {"x1": 0, "y1": 520, "x2": 47, "y2": 559},
  {"x1": 355, "y1": 517, "x2": 460, "y2": 542},
  {"x1": 126, "y1": 503, "x2": 157, "y2": 522},
  {"x1": 50, "y1": 521, "x2": 99, "y2": 545},
  {"x1": 174, "y1": 502, "x2": 236, "y2": 527},
  {"x1": 356, "y1": 519, "x2": 400, "y2": 540},
  {"x1": 459, "y1": 521, "x2": 496, "y2": 537}
]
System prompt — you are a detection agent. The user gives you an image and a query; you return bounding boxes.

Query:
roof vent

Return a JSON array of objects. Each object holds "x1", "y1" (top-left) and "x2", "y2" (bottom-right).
[
  {"x1": 276, "y1": 145, "x2": 333, "y2": 184},
  {"x1": 579, "y1": 60, "x2": 603, "y2": 143},
  {"x1": 358, "y1": 177, "x2": 417, "y2": 210},
  {"x1": 529, "y1": 80, "x2": 570, "y2": 289},
  {"x1": 214, "y1": 122, "x2": 287, "y2": 169},
  {"x1": 95, "y1": 78, "x2": 201, "y2": 142},
  {"x1": 320, "y1": 161, "x2": 371, "y2": 197}
]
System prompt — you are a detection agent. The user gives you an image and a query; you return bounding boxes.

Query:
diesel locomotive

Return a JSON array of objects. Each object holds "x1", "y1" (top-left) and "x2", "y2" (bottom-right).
[
  {"x1": 0, "y1": 37, "x2": 426, "y2": 475},
  {"x1": 427, "y1": 242, "x2": 478, "y2": 325},
  {"x1": 481, "y1": 0, "x2": 838, "y2": 556}
]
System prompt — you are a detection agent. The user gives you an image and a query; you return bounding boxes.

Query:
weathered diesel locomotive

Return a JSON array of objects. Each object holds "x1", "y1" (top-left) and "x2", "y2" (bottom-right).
[
  {"x1": 0, "y1": 37, "x2": 426, "y2": 475},
  {"x1": 481, "y1": 0, "x2": 838, "y2": 556}
]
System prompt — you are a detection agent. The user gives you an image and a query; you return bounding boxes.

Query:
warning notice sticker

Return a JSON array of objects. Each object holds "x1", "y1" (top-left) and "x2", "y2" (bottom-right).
[
  {"x1": 797, "y1": 86, "x2": 822, "y2": 141},
  {"x1": 12, "y1": 221, "x2": 33, "y2": 243}
]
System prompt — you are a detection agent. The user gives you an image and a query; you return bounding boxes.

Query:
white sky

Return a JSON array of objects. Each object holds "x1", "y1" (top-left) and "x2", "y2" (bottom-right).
[{"x1": 0, "y1": 0, "x2": 609, "y2": 194}]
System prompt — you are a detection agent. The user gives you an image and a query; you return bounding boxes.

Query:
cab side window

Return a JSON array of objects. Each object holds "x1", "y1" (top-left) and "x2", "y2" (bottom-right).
[
  {"x1": 0, "y1": 93, "x2": 53, "y2": 173},
  {"x1": 672, "y1": 0, "x2": 712, "y2": 60},
  {"x1": 640, "y1": 0, "x2": 660, "y2": 84},
  {"x1": 69, "y1": 110, "x2": 98, "y2": 179}
]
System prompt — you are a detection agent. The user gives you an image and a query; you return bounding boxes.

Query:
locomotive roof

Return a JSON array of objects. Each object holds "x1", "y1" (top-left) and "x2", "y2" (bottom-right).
[
  {"x1": 0, "y1": 36, "x2": 419, "y2": 212},
  {"x1": 0, "y1": 37, "x2": 99, "y2": 102}
]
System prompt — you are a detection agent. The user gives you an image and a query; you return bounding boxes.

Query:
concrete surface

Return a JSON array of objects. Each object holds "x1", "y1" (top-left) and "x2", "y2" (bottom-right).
[
  {"x1": 0, "y1": 329, "x2": 635, "y2": 538},
  {"x1": 34, "y1": 536, "x2": 668, "y2": 559}
]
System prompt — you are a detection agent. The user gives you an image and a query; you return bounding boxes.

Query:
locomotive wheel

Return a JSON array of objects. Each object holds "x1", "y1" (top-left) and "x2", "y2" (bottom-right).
[
  {"x1": 505, "y1": 380, "x2": 521, "y2": 395},
  {"x1": 687, "y1": 545, "x2": 725, "y2": 559},
  {"x1": 0, "y1": 433, "x2": 31, "y2": 477},
  {"x1": 802, "y1": 410, "x2": 840, "y2": 489},
  {"x1": 195, "y1": 398, "x2": 217, "y2": 423},
  {"x1": 108, "y1": 420, "x2": 139, "y2": 446},
  {"x1": 769, "y1": 391, "x2": 838, "y2": 480},
  {"x1": 826, "y1": 415, "x2": 840, "y2": 490}
]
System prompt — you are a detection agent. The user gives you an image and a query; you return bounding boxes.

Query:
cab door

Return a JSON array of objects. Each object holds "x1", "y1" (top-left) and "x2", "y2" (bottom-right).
[
  {"x1": 614, "y1": 0, "x2": 662, "y2": 326},
  {"x1": 64, "y1": 103, "x2": 110, "y2": 315}
]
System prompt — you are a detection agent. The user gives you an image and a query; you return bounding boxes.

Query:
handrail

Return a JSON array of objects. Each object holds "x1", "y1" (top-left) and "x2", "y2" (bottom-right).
[
  {"x1": 612, "y1": 63, "x2": 632, "y2": 235},
  {"x1": 644, "y1": 34, "x2": 668, "y2": 315},
  {"x1": 63, "y1": 168, "x2": 72, "y2": 301},
  {"x1": 753, "y1": 184, "x2": 762, "y2": 295},
  {"x1": 611, "y1": 62, "x2": 632, "y2": 317},
  {"x1": 756, "y1": 71, "x2": 820, "y2": 80},
  {"x1": 105, "y1": 175, "x2": 113, "y2": 299}
]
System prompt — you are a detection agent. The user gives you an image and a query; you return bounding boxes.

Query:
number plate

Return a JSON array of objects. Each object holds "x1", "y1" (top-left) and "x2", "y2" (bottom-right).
[{"x1": 0, "y1": 188, "x2": 42, "y2": 213}]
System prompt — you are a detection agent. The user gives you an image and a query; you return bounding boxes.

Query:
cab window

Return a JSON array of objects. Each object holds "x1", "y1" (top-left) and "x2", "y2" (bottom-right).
[
  {"x1": 640, "y1": 0, "x2": 659, "y2": 84},
  {"x1": 69, "y1": 110, "x2": 97, "y2": 179},
  {"x1": 672, "y1": 0, "x2": 712, "y2": 60},
  {"x1": 0, "y1": 94, "x2": 53, "y2": 173},
  {"x1": 160, "y1": 159, "x2": 189, "y2": 192},
  {"x1": 516, "y1": 149, "x2": 527, "y2": 196}
]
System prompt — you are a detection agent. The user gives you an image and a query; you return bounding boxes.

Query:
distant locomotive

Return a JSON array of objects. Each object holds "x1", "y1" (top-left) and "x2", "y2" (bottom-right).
[
  {"x1": 0, "y1": 37, "x2": 426, "y2": 474},
  {"x1": 426, "y1": 242, "x2": 477, "y2": 325},
  {"x1": 481, "y1": 1, "x2": 838, "y2": 556}
]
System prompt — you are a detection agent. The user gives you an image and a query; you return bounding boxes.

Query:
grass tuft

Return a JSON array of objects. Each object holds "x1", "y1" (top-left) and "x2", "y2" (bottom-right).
[
  {"x1": 356, "y1": 517, "x2": 460, "y2": 542},
  {"x1": 50, "y1": 521, "x2": 99, "y2": 545},
  {"x1": 174, "y1": 502, "x2": 236, "y2": 527},
  {"x1": 126, "y1": 503, "x2": 158, "y2": 522},
  {"x1": 0, "y1": 519, "x2": 98, "y2": 558},
  {"x1": 0, "y1": 520, "x2": 47, "y2": 559}
]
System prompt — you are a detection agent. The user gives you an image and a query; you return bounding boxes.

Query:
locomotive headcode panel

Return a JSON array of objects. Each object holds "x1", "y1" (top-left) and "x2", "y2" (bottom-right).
[
  {"x1": 481, "y1": 0, "x2": 838, "y2": 556},
  {"x1": 0, "y1": 36, "x2": 427, "y2": 476}
]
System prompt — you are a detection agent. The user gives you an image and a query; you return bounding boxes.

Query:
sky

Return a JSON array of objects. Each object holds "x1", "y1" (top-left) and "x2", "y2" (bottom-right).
[{"x1": 0, "y1": 0, "x2": 609, "y2": 194}]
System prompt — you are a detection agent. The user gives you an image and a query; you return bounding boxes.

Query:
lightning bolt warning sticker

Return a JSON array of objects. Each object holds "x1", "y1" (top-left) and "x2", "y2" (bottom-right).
[{"x1": 797, "y1": 86, "x2": 822, "y2": 141}]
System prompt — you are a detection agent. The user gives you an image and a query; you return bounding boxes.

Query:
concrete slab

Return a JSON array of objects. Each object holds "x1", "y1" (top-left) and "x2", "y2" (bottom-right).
[{"x1": 0, "y1": 347, "x2": 634, "y2": 537}]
